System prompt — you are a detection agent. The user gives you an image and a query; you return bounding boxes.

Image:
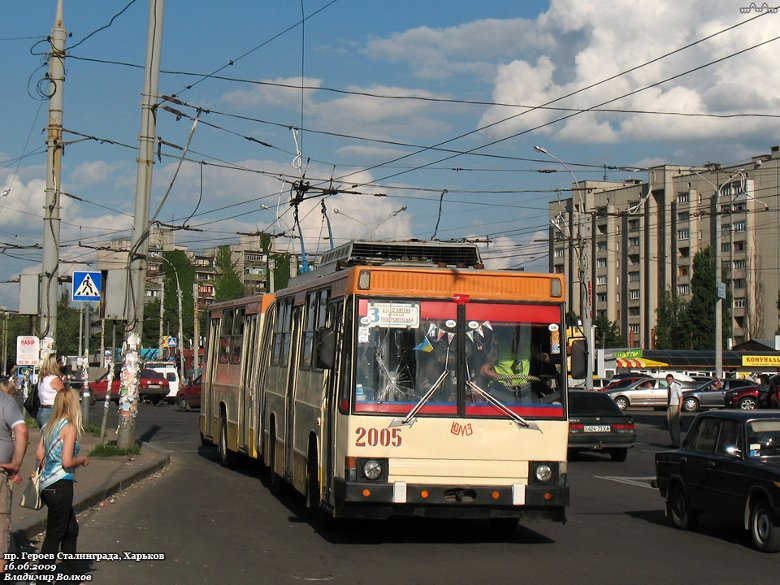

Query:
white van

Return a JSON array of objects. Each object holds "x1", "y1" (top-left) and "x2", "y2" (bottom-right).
[{"x1": 146, "y1": 362, "x2": 180, "y2": 403}]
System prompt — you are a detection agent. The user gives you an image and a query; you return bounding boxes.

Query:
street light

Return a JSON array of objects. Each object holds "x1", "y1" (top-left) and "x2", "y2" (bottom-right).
[
  {"x1": 689, "y1": 169, "x2": 746, "y2": 379},
  {"x1": 158, "y1": 255, "x2": 186, "y2": 386},
  {"x1": 535, "y1": 145, "x2": 593, "y2": 391}
]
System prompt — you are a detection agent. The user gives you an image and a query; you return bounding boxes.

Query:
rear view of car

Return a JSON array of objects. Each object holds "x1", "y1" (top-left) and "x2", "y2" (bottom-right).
[
  {"x1": 568, "y1": 391, "x2": 637, "y2": 461},
  {"x1": 146, "y1": 363, "x2": 180, "y2": 403}
]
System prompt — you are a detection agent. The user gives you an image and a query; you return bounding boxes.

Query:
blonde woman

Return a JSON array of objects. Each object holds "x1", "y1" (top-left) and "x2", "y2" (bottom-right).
[
  {"x1": 36, "y1": 354, "x2": 66, "y2": 430},
  {"x1": 35, "y1": 389, "x2": 90, "y2": 575}
]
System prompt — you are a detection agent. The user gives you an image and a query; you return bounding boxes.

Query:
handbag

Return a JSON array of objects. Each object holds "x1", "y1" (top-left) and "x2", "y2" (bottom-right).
[
  {"x1": 23, "y1": 384, "x2": 41, "y2": 419},
  {"x1": 19, "y1": 465, "x2": 43, "y2": 510}
]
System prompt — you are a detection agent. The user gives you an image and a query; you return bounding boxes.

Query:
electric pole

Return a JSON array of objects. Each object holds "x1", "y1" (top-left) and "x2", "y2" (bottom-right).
[
  {"x1": 41, "y1": 0, "x2": 66, "y2": 339},
  {"x1": 117, "y1": 0, "x2": 165, "y2": 449}
]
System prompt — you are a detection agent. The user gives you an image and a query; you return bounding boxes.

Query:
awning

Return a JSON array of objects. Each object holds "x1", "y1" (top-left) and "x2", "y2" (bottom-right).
[{"x1": 616, "y1": 358, "x2": 669, "y2": 369}]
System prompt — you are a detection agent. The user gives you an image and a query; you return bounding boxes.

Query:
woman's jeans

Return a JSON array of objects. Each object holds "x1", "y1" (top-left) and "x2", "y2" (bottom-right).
[{"x1": 40, "y1": 479, "x2": 79, "y2": 573}]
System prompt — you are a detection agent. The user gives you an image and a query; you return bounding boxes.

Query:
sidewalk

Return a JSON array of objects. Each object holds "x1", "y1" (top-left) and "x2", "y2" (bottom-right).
[{"x1": 11, "y1": 425, "x2": 170, "y2": 540}]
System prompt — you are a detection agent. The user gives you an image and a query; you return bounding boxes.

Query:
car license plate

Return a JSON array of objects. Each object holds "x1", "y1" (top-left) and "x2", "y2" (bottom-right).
[
  {"x1": 148, "y1": 385, "x2": 160, "y2": 389},
  {"x1": 584, "y1": 425, "x2": 611, "y2": 432}
]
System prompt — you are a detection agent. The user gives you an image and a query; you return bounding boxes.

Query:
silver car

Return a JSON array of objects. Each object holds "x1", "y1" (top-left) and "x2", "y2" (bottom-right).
[{"x1": 608, "y1": 378, "x2": 695, "y2": 410}]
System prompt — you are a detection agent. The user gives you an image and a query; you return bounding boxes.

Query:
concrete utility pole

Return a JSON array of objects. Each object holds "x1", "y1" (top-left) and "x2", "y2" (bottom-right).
[
  {"x1": 535, "y1": 146, "x2": 593, "y2": 391},
  {"x1": 192, "y1": 282, "x2": 199, "y2": 378},
  {"x1": 40, "y1": 0, "x2": 66, "y2": 339},
  {"x1": 117, "y1": 0, "x2": 165, "y2": 450}
]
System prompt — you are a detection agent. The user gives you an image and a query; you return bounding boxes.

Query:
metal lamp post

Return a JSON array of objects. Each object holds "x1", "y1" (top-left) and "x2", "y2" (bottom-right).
[
  {"x1": 159, "y1": 256, "x2": 186, "y2": 385},
  {"x1": 535, "y1": 145, "x2": 593, "y2": 391}
]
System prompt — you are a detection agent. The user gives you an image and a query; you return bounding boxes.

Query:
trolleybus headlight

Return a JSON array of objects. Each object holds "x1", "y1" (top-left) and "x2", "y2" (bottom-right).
[
  {"x1": 362, "y1": 459, "x2": 383, "y2": 480},
  {"x1": 534, "y1": 463, "x2": 553, "y2": 483}
]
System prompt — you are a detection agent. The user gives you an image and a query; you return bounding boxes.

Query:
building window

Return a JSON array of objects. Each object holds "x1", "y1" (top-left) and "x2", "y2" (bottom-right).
[
  {"x1": 677, "y1": 284, "x2": 690, "y2": 295},
  {"x1": 679, "y1": 247, "x2": 689, "y2": 258},
  {"x1": 628, "y1": 307, "x2": 640, "y2": 316},
  {"x1": 596, "y1": 275, "x2": 608, "y2": 286},
  {"x1": 734, "y1": 298, "x2": 746, "y2": 308},
  {"x1": 628, "y1": 236, "x2": 640, "y2": 248},
  {"x1": 628, "y1": 219, "x2": 640, "y2": 232},
  {"x1": 722, "y1": 224, "x2": 731, "y2": 235},
  {"x1": 554, "y1": 248, "x2": 565, "y2": 258},
  {"x1": 734, "y1": 220, "x2": 746, "y2": 232},
  {"x1": 629, "y1": 289, "x2": 640, "y2": 300},
  {"x1": 677, "y1": 229, "x2": 689, "y2": 241},
  {"x1": 596, "y1": 241, "x2": 607, "y2": 252},
  {"x1": 629, "y1": 254, "x2": 640, "y2": 266},
  {"x1": 721, "y1": 242, "x2": 731, "y2": 253},
  {"x1": 733, "y1": 278, "x2": 746, "y2": 289},
  {"x1": 597, "y1": 258, "x2": 607, "y2": 268},
  {"x1": 554, "y1": 265, "x2": 564, "y2": 274},
  {"x1": 677, "y1": 211, "x2": 690, "y2": 222},
  {"x1": 734, "y1": 240, "x2": 745, "y2": 251},
  {"x1": 597, "y1": 293, "x2": 608, "y2": 303},
  {"x1": 629, "y1": 271, "x2": 640, "y2": 282},
  {"x1": 629, "y1": 324, "x2": 640, "y2": 334},
  {"x1": 678, "y1": 265, "x2": 689, "y2": 277},
  {"x1": 678, "y1": 192, "x2": 689, "y2": 203},
  {"x1": 733, "y1": 259, "x2": 746, "y2": 270},
  {"x1": 597, "y1": 224, "x2": 608, "y2": 235}
]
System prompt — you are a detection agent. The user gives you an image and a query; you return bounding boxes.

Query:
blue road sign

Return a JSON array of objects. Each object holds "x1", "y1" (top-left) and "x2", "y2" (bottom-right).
[{"x1": 72, "y1": 270, "x2": 102, "y2": 302}]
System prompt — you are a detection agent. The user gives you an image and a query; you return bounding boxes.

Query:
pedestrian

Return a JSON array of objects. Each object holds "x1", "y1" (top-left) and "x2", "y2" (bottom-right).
[
  {"x1": 757, "y1": 374, "x2": 771, "y2": 408},
  {"x1": 36, "y1": 389, "x2": 90, "y2": 576},
  {"x1": 36, "y1": 354, "x2": 67, "y2": 430},
  {"x1": 666, "y1": 373, "x2": 683, "y2": 448},
  {"x1": 0, "y1": 378, "x2": 29, "y2": 575}
]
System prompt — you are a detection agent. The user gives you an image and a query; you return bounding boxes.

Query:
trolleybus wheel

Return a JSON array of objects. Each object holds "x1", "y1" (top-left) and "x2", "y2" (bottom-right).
[
  {"x1": 218, "y1": 416, "x2": 237, "y2": 469},
  {"x1": 269, "y1": 425, "x2": 284, "y2": 495}
]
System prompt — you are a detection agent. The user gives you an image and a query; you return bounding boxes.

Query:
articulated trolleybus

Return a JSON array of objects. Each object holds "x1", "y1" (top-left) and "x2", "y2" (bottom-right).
[{"x1": 201, "y1": 240, "x2": 570, "y2": 525}]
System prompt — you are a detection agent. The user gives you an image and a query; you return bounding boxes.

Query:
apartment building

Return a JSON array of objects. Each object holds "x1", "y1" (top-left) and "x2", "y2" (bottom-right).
[{"x1": 549, "y1": 145, "x2": 780, "y2": 348}]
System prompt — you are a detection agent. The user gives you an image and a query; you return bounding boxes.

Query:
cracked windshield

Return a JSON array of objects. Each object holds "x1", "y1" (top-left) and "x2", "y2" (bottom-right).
[{"x1": 353, "y1": 299, "x2": 565, "y2": 418}]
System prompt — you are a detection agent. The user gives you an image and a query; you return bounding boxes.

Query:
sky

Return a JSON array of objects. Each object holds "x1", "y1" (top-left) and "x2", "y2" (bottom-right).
[{"x1": 2, "y1": 0, "x2": 779, "y2": 312}]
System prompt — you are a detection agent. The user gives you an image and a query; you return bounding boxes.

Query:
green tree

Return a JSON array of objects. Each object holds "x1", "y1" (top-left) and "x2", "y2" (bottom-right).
[
  {"x1": 214, "y1": 245, "x2": 245, "y2": 301},
  {"x1": 655, "y1": 288, "x2": 691, "y2": 349},
  {"x1": 689, "y1": 246, "x2": 732, "y2": 350},
  {"x1": 161, "y1": 250, "x2": 196, "y2": 346},
  {"x1": 55, "y1": 291, "x2": 83, "y2": 356},
  {"x1": 592, "y1": 314, "x2": 626, "y2": 348}
]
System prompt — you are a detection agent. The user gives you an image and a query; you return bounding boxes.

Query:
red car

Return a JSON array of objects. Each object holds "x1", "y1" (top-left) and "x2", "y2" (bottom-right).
[
  {"x1": 724, "y1": 384, "x2": 776, "y2": 410},
  {"x1": 89, "y1": 369, "x2": 170, "y2": 404},
  {"x1": 176, "y1": 375, "x2": 202, "y2": 411}
]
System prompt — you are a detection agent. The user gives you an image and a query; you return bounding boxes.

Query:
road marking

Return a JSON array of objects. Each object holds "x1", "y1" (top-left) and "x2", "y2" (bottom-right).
[{"x1": 595, "y1": 475, "x2": 656, "y2": 489}]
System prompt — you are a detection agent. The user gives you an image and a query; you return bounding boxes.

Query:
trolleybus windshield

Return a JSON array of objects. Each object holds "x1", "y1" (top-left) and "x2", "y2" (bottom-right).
[{"x1": 353, "y1": 299, "x2": 565, "y2": 419}]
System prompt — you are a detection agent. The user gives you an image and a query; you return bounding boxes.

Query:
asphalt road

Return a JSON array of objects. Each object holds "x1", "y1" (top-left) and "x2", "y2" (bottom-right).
[{"x1": 28, "y1": 404, "x2": 780, "y2": 584}]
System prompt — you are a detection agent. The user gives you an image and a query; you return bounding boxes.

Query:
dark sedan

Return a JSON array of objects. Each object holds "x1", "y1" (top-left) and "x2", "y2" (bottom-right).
[
  {"x1": 654, "y1": 410, "x2": 780, "y2": 552},
  {"x1": 90, "y1": 369, "x2": 169, "y2": 404},
  {"x1": 683, "y1": 378, "x2": 756, "y2": 412},
  {"x1": 176, "y1": 375, "x2": 201, "y2": 411},
  {"x1": 568, "y1": 391, "x2": 636, "y2": 462}
]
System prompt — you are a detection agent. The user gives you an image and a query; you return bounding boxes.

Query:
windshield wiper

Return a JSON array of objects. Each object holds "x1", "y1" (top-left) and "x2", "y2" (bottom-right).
[
  {"x1": 467, "y1": 380, "x2": 540, "y2": 431},
  {"x1": 389, "y1": 370, "x2": 449, "y2": 428}
]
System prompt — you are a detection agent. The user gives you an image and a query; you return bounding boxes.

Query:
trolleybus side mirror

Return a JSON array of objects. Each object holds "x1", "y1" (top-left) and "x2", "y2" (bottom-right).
[
  {"x1": 570, "y1": 339, "x2": 587, "y2": 380},
  {"x1": 316, "y1": 327, "x2": 336, "y2": 369}
]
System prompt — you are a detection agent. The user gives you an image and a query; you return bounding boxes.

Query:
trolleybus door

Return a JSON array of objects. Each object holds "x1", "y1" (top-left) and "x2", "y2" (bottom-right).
[
  {"x1": 240, "y1": 315, "x2": 258, "y2": 451},
  {"x1": 285, "y1": 306, "x2": 303, "y2": 475}
]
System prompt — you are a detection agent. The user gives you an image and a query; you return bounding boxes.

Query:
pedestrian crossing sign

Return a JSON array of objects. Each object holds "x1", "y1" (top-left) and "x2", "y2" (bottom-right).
[{"x1": 72, "y1": 270, "x2": 102, "y2": 302}]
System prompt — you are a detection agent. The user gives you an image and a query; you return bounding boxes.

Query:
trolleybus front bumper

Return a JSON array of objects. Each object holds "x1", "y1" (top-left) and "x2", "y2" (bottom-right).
[{"x1": 332, "y1": 478, "x2": 568, "y2": 522}]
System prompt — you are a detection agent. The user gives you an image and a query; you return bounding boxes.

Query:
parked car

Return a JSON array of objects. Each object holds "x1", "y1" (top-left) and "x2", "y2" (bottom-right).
[
  {"x1": 607, "y1": 377, "x2": 695, "y2": 410},
  {"x1": 599, "y1": 375, "x2": 653, "y2": 393},
  {"x1": 176, "y1": 375, "x2": 201, "y2": 411},
  {"x1": 654, "y1": 410, "x2": 780, "y2": 552},
  {"x1": 146, "y1": 362, "x2": 181, "y2": 404},
  {"x1": 723, "y1": 383, "x2": 775, "y2": 410},
  {"x1": 682, "y1": 378, "x2": 757, "y2": 412},
  {"x1": 570, "y1": 377, "x2": 611, "y2": 390},
  {"x1": 90, "y1": 369, "x2": 169, "y2": 404},
  {"x1": 568, "y1": 391, "x2": 636, "y2": 461}
]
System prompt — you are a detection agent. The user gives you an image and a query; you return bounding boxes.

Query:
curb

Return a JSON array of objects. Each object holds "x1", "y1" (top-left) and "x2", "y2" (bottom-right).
[{"x1": 14, "y1": 448, "x2": 171, "y2": 541}]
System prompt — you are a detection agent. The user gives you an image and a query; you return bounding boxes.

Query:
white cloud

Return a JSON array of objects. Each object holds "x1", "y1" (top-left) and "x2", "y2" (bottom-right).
[
  {"x1": 69, "y1": 161, "x2": 118, "y2": 186},
  {"x1": 477, "y1": 0, "x2": 780, "y2": 144}
]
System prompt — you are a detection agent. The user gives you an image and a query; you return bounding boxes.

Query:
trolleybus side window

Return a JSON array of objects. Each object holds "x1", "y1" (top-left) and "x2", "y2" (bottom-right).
[
  {"x1": 230, "y1": 308, "x2": 245, "y2": 364},
  {"x1": 272, "y1": 298, "x2": 293, "y2": 367},
  {"x1": 219, "y1": 310, "x2": 234, "y2": 364},
  {"x1": 302, "y1": 291, "x2": 318, "y2": 370}
]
